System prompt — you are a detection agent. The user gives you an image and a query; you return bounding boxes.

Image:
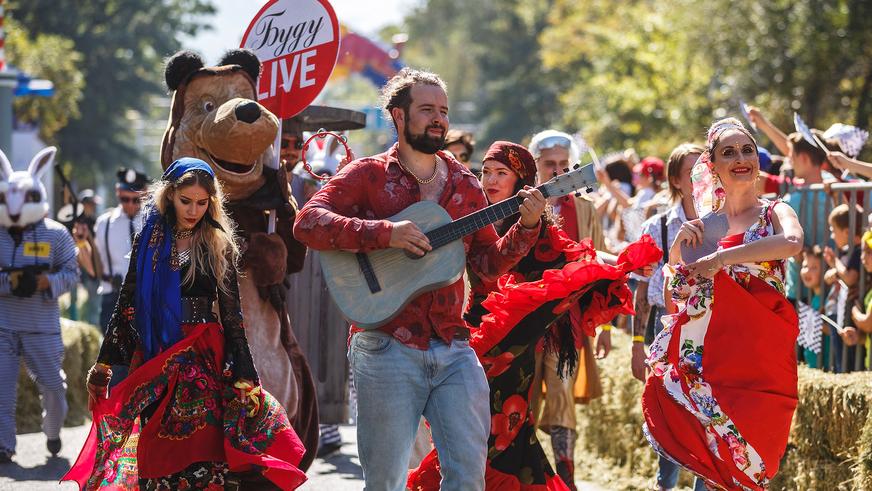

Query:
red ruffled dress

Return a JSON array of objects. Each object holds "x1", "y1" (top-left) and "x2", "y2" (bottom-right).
[
  {"x1": 408, "y1": 227, "x2": 662, "y2": 491},
  {"x1": 642, "y1": 201, "x2": 798, "y2": 490}
]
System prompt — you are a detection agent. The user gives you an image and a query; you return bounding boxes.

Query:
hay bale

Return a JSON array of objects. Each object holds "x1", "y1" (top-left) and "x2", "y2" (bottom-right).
[
  {"x1": 771, "y1": 448, "x2": 855, "y2": 490},
  {"x1": 16, "y1": 318, "x2": 102, "y2": 433},
  {"x1": 573, "y1": 330, "x2": 695, "y2": 489},
  {"x1": 790, "y1": 368, "x2": 872, "y2": 460},
  {"x1": 571, "y1": 331, "x2": 872, "y2": 491}
]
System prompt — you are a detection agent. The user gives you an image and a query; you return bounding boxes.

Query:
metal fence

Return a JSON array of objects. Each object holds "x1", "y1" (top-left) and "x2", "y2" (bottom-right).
[{"x1": 787, "y1": 181, "x2": 872, "y2": 373}]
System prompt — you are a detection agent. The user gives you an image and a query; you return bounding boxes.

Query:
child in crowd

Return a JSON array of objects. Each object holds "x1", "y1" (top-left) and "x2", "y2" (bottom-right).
[
  {"x1": 632, "y1": 156, "x2": 665, "y2": 210},
  {"x1": 823, "y1": 204, "x2": 864, "y2": 372},
  {"x1": 799, "y1": 246, "x2": 830, "y2": 368},
  {"x1": 850, "y1": 231, "x2": 872, "y2": 369}
]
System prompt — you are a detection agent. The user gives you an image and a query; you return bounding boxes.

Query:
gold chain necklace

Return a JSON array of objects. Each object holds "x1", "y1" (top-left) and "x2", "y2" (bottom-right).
[{"x1": 398, "y1": 156, "x2": 440, "y2": 185}]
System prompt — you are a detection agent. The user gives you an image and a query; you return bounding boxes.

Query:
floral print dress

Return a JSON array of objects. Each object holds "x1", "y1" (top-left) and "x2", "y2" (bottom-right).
[
  {"x1": 642, "y1": 200, "x2": 799, "y2": 491},
  {"x1": 63, "y1": 224, "x2": 307, "y2": 490}
]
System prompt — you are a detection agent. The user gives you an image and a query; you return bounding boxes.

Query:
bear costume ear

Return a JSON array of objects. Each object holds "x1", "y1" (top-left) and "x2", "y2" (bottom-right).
[
  {"x1": 165, "y1": 50, "x2": 205, "y2": 91},
  {"x1": 219, "y1": 49, "x2": 261, "y2": 82}
]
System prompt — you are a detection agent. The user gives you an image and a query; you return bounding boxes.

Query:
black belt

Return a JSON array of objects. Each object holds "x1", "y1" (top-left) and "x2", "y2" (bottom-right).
[
  {"x1": 180, "y1": 296, "x2": 216, "y2": 324},
  {"x1": 432, "y1": 326, "x2": 470, "y2": 340}
]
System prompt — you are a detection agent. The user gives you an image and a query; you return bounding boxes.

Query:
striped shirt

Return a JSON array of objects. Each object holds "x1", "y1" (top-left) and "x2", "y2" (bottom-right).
[{"x1": 0, "y1": 219, "x2": 79, "y2": 333}]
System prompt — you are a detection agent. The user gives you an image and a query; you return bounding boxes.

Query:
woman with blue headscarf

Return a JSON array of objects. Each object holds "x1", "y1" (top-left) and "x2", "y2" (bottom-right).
[{"x1": 64, "y1": 158, "x2": 307, "y2": 490}]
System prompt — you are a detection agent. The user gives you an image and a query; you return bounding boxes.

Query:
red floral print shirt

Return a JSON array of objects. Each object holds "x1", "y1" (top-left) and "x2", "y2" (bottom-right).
[{"x1": 293, "y1": 143, "x2": 540, "y2": 349}]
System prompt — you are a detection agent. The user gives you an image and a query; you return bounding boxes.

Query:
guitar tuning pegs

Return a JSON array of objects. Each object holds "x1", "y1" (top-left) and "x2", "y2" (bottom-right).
[
  {"x1": 562, "y1": 168, "x2": 570, "y2": 173},
  {"x1": 573, "y1": 163, "x2": 581, "y2": 170},
  {"x1": 574, "y1": 192, "x2": 582, "y2": 198},
  {"x1": 585, "y1": 187, "x2": 594, "y2": 193},
  {"x1": 552, "y1": 170, "x2": 558, "y2": 177}
]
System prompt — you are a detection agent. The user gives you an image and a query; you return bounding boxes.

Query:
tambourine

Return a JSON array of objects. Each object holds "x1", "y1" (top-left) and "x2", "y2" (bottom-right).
[{"x1": 300, "y1": 129, "x2": 354, "y2": 181}]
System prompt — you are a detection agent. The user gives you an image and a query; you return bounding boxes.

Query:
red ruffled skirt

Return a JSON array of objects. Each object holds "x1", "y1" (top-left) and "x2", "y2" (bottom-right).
[
  {"x1": 62, "y1": 323, "x2": 307, "y2": 490},
  {"x1": 409, "y1": 235, "x2": 662, "y2": 491},
  {"x1": 642, "y1": 271, "x2": 798, "y2": 490}
]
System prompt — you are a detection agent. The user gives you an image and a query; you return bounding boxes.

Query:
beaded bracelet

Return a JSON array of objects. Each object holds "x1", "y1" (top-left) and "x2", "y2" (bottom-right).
[{"x1": 632, "y1": 335, "x2": 645, "y2": 343}]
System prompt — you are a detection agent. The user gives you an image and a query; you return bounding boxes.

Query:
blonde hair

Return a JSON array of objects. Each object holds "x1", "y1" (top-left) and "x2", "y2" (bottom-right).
[
  {"x1": 666, "y1": 143, "x2": 704, "y2": 202},
  {"x1": 147, "y1": 170, "x2": 239, "y2": 293}
]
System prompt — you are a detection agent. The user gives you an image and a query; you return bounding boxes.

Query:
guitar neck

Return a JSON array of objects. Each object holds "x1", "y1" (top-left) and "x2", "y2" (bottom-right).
[{"x1": 426, "y1": 185, "x2": 549, "y2": 249}]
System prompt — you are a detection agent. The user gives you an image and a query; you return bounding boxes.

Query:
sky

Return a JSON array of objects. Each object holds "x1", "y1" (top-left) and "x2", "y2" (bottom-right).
[{"x1": 186, "y1": 0, "x2": 415, "y2": 62}]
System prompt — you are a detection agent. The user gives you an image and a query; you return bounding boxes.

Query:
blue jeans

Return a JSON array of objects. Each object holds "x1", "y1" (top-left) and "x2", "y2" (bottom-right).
[
  {"x1": 349, "y1": 330, "x2": 489, "y2": 491},
  {"x1": 658, "y1": 455, "x2": 707, "y2": 490}
]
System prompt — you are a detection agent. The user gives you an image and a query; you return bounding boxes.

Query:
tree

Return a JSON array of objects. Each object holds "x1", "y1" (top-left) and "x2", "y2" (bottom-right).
[
  {"x1": 401, "y1": 0, "x2": 562, "y2": 147},
  {"x1": 5, "y1": 19, "x2": 85, "y2": 145},
  {"x1": 8, "y1": 0, "x2": 216, "y2": 181}
]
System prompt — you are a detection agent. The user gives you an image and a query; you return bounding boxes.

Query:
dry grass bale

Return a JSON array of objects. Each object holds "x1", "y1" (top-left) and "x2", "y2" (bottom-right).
[
  {"x1": 573, "y1": 330, "x2": 695, "y2": 489},
  {"x1": 16, "y1": 318, "x2": 101, "y2": 433},
  {"x1": 771, "y1": 448, "x2": 855, "y2": 491},
  {"x1": 572, "y1": 331, "x2": 872, "y2": 491},
  {"x1": 790, "y1": 368, "x2": 872, "y2": 461}
]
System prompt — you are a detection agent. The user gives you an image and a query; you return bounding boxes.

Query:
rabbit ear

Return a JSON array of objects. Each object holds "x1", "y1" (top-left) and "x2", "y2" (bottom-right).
[
  {"x1": 27, "y1": 146, "x2": 57, "y2": 181},
  {"x1": 0, "y1": 148, "x2": 13, "y2": 180}
]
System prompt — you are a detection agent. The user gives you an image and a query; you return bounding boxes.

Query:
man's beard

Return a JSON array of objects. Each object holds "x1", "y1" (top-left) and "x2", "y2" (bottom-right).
[{"x1": 405, "y1": 123, "x2": 446, "y2": 155}]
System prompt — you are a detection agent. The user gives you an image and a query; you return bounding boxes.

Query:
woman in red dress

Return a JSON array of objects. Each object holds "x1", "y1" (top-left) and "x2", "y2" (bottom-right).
[
  {"x1": 63, "y1": 158, "x2": 306, "y2": 490},
  {"x1": 641, "y1": 118, "x2": 804, "y2": 490},
  {"x1": 408, "y1": 142, "x2": 661, "y2": 490}
]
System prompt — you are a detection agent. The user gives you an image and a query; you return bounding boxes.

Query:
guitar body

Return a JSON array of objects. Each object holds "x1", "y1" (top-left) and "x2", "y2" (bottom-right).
[{"x1": 319, "y1": 201, "x2": 467, "y2": 329}]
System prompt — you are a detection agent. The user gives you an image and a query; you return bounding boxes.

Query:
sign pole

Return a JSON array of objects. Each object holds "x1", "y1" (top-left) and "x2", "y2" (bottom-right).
[{"x1": 268, "y1": 125, "x2": 281, "y2": 233}]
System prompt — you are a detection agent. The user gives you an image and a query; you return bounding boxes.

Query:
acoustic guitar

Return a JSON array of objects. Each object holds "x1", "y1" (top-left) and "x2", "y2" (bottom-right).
[{"x1": 319, "y1": 163, "x2": 598, "y2": 329}]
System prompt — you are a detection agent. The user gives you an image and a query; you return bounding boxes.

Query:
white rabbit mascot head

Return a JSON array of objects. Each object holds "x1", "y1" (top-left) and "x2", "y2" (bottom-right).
[{"x1": 0, "y1": 146, "x2": 57, "y2": 228}]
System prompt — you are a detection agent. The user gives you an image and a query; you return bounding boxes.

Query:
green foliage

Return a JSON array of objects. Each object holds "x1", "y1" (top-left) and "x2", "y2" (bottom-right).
[
  {"x1": 399, "y1": 0, "x2": 872, "y2": 160},
  {"x1": 402, "y1": 0, "x2": 560, "y2": 146},
  {"x1": 5, "y1": 19, "x2": 85, "y2": 145},
  {"x1": 8, "y1": 0, "x2": 216, "y2": 179}
]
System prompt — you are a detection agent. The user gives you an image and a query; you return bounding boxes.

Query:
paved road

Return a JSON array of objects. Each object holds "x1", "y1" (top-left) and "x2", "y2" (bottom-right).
[
  {"x1": 0, "y1": 425, "x2": 606, "y2": 490},
  {"x1": 0, "y1": 425, "x2": 365, "y2": 491}
]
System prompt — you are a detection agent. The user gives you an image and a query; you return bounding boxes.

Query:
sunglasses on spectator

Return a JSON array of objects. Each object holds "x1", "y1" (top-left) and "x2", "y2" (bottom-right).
[
  {"x1": 457, "y1": 152, "x2": 470, "y2": 162},
  {"x1": 281, "y1": 138, "x2": 303, "y2": 150},
  {"x1": 119, "y1": 197, "x2": 141, "y2": 204},
  {"x1": 535, "y1": 135, "x2": 573, "y2": 151}
]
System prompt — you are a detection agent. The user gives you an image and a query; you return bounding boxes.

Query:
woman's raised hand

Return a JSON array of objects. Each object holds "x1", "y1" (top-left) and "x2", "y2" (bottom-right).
[
  {"x1": 669, "y1": 219, "x2": 704, "y2": 263},
  {"x1": 86, "y1": 363, "x2": 112, "y2": 412},
  {"x1": 676, "y1": 219, "x2": 704, "y2": 247}
]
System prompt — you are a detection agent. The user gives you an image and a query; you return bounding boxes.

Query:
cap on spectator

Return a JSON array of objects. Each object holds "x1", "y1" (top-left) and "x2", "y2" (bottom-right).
[
  {"x1": 633, "y1": 156, "x2": 665, "y2": 180},
  {"x1": 77, "y1": 188, "x2": 103, "y2": 205},
  {"x1": 757, "y1": 147, "x2": 772, "y2": 172},
  {"x1": 116, "y1": 168, "x2": 148, "y2": 192}
]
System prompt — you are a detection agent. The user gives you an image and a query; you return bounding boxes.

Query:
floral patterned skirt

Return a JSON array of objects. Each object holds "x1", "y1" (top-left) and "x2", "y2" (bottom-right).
[
  {"x1": 642, "y1": 272, "x2": 798, "y2": 490},
  {"x1": 63, "y1": 323, "x2": 307, "y2": 490}
]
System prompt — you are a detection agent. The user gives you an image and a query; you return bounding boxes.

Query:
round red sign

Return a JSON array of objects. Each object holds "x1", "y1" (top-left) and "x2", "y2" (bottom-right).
[{"x1": 241, "y1": 0, "x2": 340, "y2": 119}]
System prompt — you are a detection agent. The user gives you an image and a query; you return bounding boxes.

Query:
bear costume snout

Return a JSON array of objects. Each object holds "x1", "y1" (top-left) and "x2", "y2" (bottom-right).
[
  {"x1": 198, "y1": 97, "x2": 278, "y2": 171},
  {"x1": 235, "y1": 101, "x2": 262, "y2": 124}
]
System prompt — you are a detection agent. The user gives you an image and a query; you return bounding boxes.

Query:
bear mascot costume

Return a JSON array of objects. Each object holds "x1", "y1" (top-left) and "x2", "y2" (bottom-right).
[{"x1": 160, "y1": 48, "x2": 318, "y2": 469}]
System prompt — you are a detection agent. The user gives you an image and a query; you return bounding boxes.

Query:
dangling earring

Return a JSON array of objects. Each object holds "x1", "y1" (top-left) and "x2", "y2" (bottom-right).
[{"x1": 711, "y1": 171, "x2": 726, "y2": 212}]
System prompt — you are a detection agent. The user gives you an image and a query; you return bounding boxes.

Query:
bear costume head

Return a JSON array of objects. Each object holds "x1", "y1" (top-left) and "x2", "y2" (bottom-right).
[{"x1": 160, "y1": 49, "x2": 279, "y2": 200}]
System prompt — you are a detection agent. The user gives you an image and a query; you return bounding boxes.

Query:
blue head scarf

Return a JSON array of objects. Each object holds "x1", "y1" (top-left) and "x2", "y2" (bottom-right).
[{"x1": 134, "y1": 158, "x2": 216, "y2": 361}]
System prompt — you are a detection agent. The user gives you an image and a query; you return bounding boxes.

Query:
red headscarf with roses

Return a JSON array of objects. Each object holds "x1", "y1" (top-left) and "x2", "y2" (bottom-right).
[{"x1": 483, "y1": 141, "x2": 537, "y2": 188}]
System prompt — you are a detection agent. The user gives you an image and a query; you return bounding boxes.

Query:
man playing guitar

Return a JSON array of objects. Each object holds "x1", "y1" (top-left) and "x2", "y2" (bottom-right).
[{"x1": 294, "y1": 68, "x2": 545, "y2": 490}]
